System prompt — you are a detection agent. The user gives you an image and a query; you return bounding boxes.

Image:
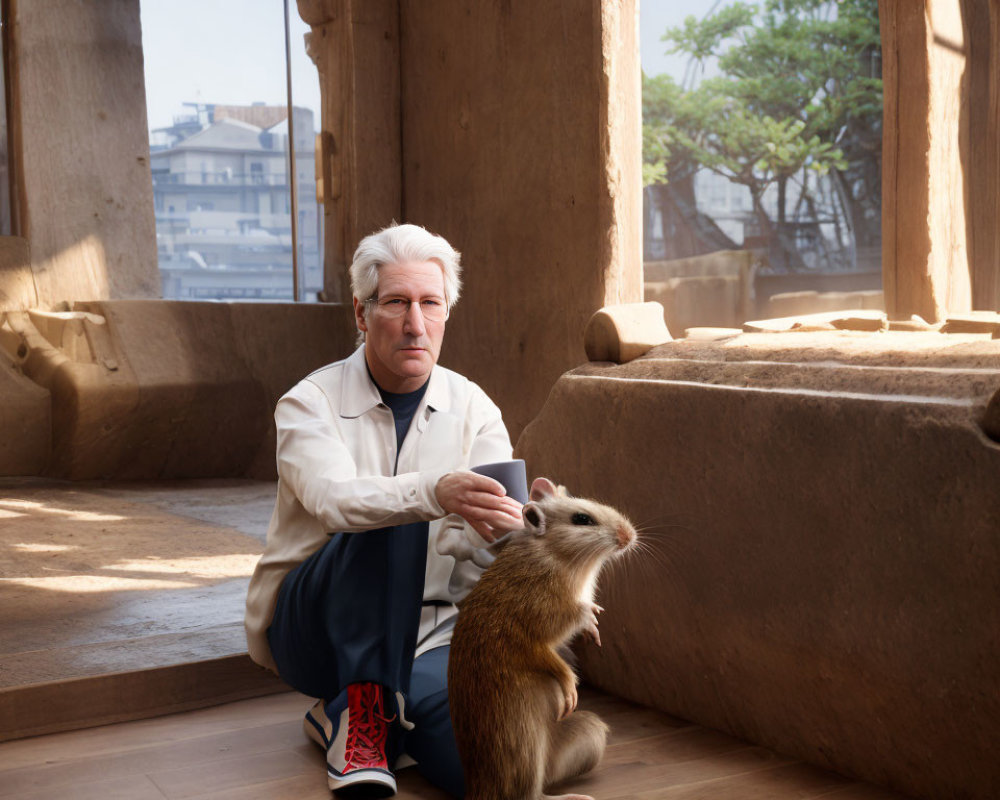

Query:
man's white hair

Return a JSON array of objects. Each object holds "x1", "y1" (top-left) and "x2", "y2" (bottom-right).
[{"x1": 350, "y1": 223, "x2": 462, "y2": 308}]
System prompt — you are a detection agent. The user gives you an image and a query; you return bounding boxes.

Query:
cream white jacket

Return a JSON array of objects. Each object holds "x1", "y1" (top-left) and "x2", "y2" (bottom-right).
[{"x1": 244, "y1": 345, "x2": 513, "y2": 673}]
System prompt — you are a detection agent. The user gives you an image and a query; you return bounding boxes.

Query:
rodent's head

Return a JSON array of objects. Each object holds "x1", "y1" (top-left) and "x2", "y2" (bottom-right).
[{"x1": 519, "y1": 477, "x2": 637, "y2": 567}]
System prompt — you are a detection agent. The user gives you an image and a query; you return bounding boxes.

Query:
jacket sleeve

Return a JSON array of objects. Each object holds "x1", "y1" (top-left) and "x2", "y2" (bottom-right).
[
  {"x1": 275, "y1": 381, "x2": 448, "y2": 533},
  {"x1": 435, "y1": 386, "x2": 518, "y2": 563}
]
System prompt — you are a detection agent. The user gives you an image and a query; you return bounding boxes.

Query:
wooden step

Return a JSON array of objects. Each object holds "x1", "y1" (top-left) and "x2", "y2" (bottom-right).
[{"x1": 0, "y1": 479, "x2": 282, "y2": 742}]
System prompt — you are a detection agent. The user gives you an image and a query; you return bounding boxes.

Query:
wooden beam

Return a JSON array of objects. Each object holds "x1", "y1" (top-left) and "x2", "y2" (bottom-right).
[
  {"x1": 297, "y1": 0, "x2": 401, "y2": 304},
  {"x1": 880, "y1": 0, "x2": 974, "y2": 321}
]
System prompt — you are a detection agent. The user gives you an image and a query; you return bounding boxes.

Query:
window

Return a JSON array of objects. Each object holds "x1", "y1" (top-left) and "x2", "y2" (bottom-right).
[
  {"x1": 141, "y1": 0, "x2": 322, "y2": 302},
  {"x1": 641, "y1": 1, "x2": 882, "y2": 333}
]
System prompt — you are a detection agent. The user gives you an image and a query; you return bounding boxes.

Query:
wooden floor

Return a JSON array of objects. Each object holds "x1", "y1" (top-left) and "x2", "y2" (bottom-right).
[{"x1": 0, "y1": 688, "x2": 911, "y2": 800}]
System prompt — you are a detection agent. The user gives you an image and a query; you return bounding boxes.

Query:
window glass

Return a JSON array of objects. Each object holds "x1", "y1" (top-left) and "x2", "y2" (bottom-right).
[
  {"x1": 642, "y1": 1, "x2": 882, "y2": 333},
  {"x1": 141, "y1": 0, "x2": 322, "y2": 301}
]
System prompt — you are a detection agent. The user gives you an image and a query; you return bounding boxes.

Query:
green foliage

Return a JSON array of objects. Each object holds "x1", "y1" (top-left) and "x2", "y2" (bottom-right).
[
  {"x1": 644, "y1": 0, "x2": 882, "y2": 241},
  {"x1": 664, "y1": 3, "x2": 757, "y2": 63}
]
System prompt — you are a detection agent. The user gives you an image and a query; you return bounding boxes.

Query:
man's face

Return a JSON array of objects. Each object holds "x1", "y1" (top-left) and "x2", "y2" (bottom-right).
[{"x1": 353, "y1": 260, "x2": 448, "y2": 393}]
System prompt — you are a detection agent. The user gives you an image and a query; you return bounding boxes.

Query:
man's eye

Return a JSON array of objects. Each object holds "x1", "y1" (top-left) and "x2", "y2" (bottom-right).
[
  {"x1": 421, "y1": 299, "x2": 443, "y2": 307},
  {"x1": 571, "y1": 513, "x2": 595, "y2": 526},
  {"x1": 383, "y1": 298, "x2": 406, "y2": 306}
]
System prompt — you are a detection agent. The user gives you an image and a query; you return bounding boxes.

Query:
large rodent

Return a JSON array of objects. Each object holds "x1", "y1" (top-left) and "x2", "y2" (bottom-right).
[{"x1": 448, "y1": 477, "x2": 638, "y2": 800}]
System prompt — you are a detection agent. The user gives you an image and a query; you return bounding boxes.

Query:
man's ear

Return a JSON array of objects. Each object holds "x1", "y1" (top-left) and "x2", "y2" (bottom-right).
[
  {"x1": 529, "y1": 477, "x2": 558, "y2": 502},
  {"x1": 352, "y1": 296, "x2": 368, "y2": 333},
  {"x1": 522, "y1": 502, "x2": 546, "y2": 536}
]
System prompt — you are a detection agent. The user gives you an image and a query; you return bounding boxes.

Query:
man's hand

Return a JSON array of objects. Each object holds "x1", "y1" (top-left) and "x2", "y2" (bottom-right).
[{"x1": 435, "y1": 471, "x2": 523, "y2": 543}]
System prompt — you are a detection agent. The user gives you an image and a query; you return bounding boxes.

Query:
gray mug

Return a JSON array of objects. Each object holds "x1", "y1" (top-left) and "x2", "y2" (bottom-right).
[{"x1": 470, "y1": 459, "x2": 529, "y2": 504}]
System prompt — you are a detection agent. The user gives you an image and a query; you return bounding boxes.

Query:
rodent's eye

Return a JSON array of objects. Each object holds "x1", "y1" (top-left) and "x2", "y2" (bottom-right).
[{"x1": 571, "y1": 512, "x2": 595, "y2": 526}]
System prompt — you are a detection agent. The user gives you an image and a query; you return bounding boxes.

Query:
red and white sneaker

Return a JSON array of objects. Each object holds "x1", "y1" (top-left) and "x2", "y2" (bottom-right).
[{"x1": 323, "y1": 682, "x2": 397, "y2": 796}]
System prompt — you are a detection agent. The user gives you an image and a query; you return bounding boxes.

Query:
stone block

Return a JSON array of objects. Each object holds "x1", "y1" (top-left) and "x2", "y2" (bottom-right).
[
  {"x1": 940, "y1": 312, "x2": 1000, "y2": 335},
  {"x1": 516, "y1": 330, "x2": 1000, "y2": 800},
  {"x1": 584, "y1": 302, "x2": 671, "y2": 364}
]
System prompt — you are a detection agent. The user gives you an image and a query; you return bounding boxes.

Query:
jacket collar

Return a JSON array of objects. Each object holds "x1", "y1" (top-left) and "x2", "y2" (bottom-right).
[{"x1": 340, "y1": 344, "x2": 451, "y2": 418}]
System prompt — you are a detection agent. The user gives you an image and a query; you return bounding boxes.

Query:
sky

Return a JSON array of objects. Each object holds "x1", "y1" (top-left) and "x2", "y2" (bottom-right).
[
  {"x1": 140, "y1": 0, "x2": 320, "y2": 131},
  {"x1": 139, "y1": 1, "x2": 710, "y2": 133}
]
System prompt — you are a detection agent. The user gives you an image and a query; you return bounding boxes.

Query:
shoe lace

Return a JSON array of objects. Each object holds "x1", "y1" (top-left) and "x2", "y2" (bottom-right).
[{"x1": 345, "y1": 683, "x2": 397, "y2": 768}]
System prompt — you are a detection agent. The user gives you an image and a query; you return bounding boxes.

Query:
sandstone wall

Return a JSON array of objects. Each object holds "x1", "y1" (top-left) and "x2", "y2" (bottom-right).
[
  {"x1": 397, "y1": 0, "x2": 642, "y2": 438},
  {"x1": 0, "y1": 302, "x2": 356, "y2": 479},
  {"x1": 516, "y1": 331, "x2": 1000, "y2": 800},
  {"x1": 5, "y1": 0, "x2": 159, "y2": 309}
]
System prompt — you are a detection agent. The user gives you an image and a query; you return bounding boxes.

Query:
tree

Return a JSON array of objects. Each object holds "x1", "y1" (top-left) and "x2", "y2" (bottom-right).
[{"x1": 645, "y1": 0, "x2": 882, "y2": 270}]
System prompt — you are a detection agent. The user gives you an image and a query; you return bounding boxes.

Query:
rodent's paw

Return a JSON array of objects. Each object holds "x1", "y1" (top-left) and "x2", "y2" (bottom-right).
[
  {"x1": 582, "y1": 603, "x2": 603, "y2": 647},
  {"x1": 560, "y1": 683, "x2": 578, "y2": 720}
]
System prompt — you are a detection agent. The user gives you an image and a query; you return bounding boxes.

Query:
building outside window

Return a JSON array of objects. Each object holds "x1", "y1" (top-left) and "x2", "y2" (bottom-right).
[{"x1": 141, "y1": 0, "x2": 322, "y2": 301}]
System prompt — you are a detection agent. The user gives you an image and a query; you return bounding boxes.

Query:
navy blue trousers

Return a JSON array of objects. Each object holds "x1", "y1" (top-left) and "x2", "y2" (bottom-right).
[{"x1": 267, "y1": 522, "x2": 464, "y2": 797}]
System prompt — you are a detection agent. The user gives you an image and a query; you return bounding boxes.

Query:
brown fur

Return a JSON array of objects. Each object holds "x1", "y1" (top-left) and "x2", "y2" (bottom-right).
[{"x1": 448, "y1": 479, "x2": 637, "y2": 800}]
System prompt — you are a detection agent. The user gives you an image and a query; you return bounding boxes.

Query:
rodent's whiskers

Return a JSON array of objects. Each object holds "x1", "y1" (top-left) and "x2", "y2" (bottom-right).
[{"x1": 633, "y1": 511, "x2": 697, "y2": 534}]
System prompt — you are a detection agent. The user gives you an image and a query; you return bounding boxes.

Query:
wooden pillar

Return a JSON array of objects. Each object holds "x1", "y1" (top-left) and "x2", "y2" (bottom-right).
[
  {"x1": 963, "y1": 0, "x2": 1000, "y2": 312},
  {"x1": 880, "y1": 0, "x2": 972, "y2": 321},
  {"x1": 296, "y1": 0, "x2": 401, "y2": 304}
]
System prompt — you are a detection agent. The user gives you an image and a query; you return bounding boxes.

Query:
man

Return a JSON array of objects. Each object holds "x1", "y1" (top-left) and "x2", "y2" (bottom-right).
[{"x1": 245, "y1": 223, "x2": 524, "y2": 797}]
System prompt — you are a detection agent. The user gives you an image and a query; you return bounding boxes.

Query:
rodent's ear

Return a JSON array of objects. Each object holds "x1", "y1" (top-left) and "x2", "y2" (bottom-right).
[
  {"x1": 529, "y1": 477, "x2": 558, "y2": 502},
  {"x1": 522, "y1": 502, "x2": 547, "y2": 536}
]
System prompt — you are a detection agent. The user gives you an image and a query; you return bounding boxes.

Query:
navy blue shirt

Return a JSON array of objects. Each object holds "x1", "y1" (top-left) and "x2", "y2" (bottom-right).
[{"x1": 369, "y1": 366, "x2": 430, "y2": 473}]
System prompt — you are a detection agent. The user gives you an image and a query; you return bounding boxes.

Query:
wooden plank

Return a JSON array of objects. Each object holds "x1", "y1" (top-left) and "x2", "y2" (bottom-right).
[
  {"x1": 603, "y1": 727, "x2": 752, "y2": 768},
  {"x1": 627, "y1": 762, "x2": 859, "y2": 799},
  {"x1": 556, "y1": 746, "x2": 792, "y2": 798},
  {"x1": 183, "y1": 771, "x2": 330, "y2": 800},
  {"x1": 0, "y1": 692, "x2": 309, "y2": 771},
  {"x1": 0, "y1": 719, "x2": 302, "y2": 797},
  {"x1": 0, "y1": 686, "x2": 911, "y2": 800},
  {"x1": 147, "y1": 749, "x2": 315, "y2": 799},
  {"x1": 3, "y1": 774, "x2": 167, "y2": 800},
  {"x1": 0, "y1": 655, "x2": 287, "y2": 742}
]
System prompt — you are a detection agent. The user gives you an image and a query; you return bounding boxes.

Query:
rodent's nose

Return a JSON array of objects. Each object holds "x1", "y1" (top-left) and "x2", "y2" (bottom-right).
[{"x1": 616, "y1": 524, "x2": 636, "y2": 548}]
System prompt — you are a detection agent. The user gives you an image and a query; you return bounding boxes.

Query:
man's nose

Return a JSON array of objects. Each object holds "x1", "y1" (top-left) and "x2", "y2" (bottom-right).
[{"x1": 402, "y1": 301, "x2": 426, "y2": 334}]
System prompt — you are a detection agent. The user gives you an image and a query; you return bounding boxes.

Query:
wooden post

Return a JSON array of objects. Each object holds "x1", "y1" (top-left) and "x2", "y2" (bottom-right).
[
  {"x1": 880, "y1": 0, "x2": 973, "y2": 321},
  {"x1": 963, "y1": 0, "x2": 1000, "y2": 312},
  {"x1": 297, "y1": 0, "x2": 401, "y2": 304}
]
